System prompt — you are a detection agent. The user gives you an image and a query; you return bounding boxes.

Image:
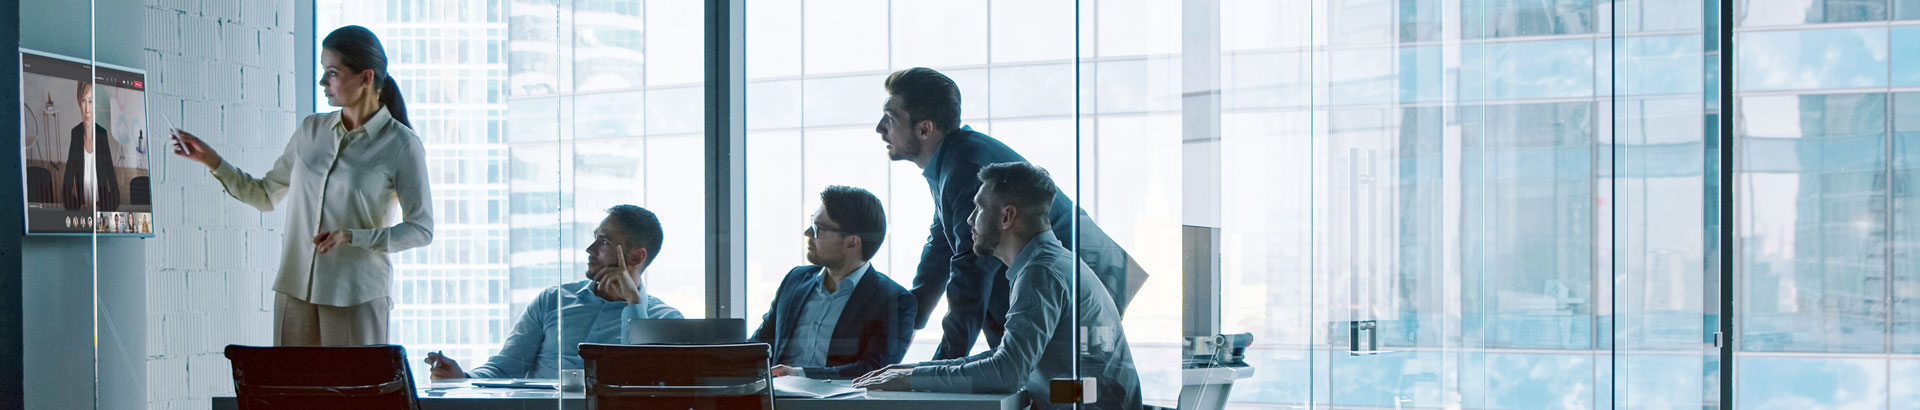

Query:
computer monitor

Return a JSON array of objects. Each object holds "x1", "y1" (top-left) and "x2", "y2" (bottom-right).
[
  {"x1": 18, "y1": 48, "x2": 154, "y2": 236},
  {"x1": 624, "y1": 318, "x2": 747, "y2": 345}
]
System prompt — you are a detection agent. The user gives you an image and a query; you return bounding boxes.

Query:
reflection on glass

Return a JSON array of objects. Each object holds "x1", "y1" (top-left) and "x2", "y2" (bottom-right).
[
  {"x1": 1738, "y1": 357, "x2": 1888, "y2": 409},
  {"x1": 1459, "y1": 39, "x2": 1598, "y2": 101},
  {"x1": 1736, "y1": 27, "x2": 1888, "y2": 92},
  {"x1": 1211, "y1": 0, "x2": 1722, "y2": 406},
  {"x1": 1738, "y1": 93, "x2": 1888, "y2": 354},
  {"x1": 1223, "y1": 51, "x2": 1311, "y2": 110},
  {"x1": 1400, "y1": 0, "x2": 1442, "y2": 42},
  {"x1": 1894, "y1": 26, "x2": 1920, "y2": 87},
  {"x1": 1892, "y1": 93, "x2": 1920, "y2": 354},
  {"x1": 1460, "y1": 0, "x2": 1596, "y2": 39},
  {"x1": 1624, "y1": 36, "x2": 1707, "y2": 96},
  {"x1": 1459, "y1": 102, "x2": 1598, "y2": 351},
  {"x1": 1331, "y1": 0, "x2": 1396, "y2": 45},
  {"x1": 1732, "y1": 0, "x2": 1920, "y2": 392},
  {"x1": 1738, "y1": 0, "x2": 1888, "y2": 27},
  {"x1": 1328, "y1": 48, "x2": 1395, "y2": 105}
]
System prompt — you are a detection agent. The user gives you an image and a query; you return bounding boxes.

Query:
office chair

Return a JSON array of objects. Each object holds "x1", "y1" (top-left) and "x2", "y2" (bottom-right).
[
  {"x1": 578, "y1": 342, "x2": 773, "y2": 410},
  {"x1": 223, "y1": 344, "x2": 422, "y2": 410},
  {"x1": 27, "y1": 167, "x2": 53, "y2": 204},
  {"x1": 623, "y1": 318, "x2": 746, "y2": 344},
  {"x1": 128, "y1": 176, "x2": 150, "y2": 206}
]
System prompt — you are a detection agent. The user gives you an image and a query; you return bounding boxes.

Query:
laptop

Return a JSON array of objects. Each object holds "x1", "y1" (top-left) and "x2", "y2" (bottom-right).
[{"x1": 624, "y1": 318, "x2": 747, "y2": 344}]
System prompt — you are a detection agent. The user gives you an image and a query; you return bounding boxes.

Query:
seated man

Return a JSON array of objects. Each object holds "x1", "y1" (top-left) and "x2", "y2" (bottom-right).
[
  {"x1": 424, "y1": 205, "x2": 682, "y2": 379},
  {"x1": 854, "y1": 162, "x2": 1141, "y2": 410},
  {"x1": 752, "y1": 185, "x2": 916, "y2": 379}
]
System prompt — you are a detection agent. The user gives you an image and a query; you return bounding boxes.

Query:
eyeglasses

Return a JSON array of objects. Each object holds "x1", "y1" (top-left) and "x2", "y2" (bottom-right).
[
  {"x1": 810, "y1": 222, "x2": 884, "y2": 237},
  {"x1": 805, "y1": 223, "x2": 847, "y2": 238}
]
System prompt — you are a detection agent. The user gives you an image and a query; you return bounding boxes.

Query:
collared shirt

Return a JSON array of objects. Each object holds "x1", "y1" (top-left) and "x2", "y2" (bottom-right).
[
  {"x1": 468, "y1": 279, "x2": 683, "y2": 379},
  {"x1": 913, "y1": 126, "x2": 1146, "y2": 361},
  {"x1": 779, "y1": 263, "x2": 871, "y2": 376},
  {"x1": 82, "y1": 144, "x2": 95, "y2": 203},
  {"x1": 909, "y1": 231, "x2": 1142, "y2": 410},
  {"x1": 210, "y1": 108, "x2": 434, "y2": 306}
]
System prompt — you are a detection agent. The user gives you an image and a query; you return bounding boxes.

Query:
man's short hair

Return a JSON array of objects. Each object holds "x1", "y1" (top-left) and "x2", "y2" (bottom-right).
[
  {"x1": 607, "y1": 205, "x2": 663, "y2": 267},
  {"x1": 976, "y1": 162, "x2": 1057, "y2": 230},
  {"x1": 820, "y1": 185, "x2": 887, "y2": 260},
  {"x1": 884, "y1": 67, "x2": 962, "y2": 134}
]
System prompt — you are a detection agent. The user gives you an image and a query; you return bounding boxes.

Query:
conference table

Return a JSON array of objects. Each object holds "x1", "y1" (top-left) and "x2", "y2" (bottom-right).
[{"x1": 210, "y1": 378, "x2": 1022, "y2": 410}]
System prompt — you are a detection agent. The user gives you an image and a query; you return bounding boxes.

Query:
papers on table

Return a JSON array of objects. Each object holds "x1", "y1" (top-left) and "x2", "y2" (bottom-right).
[
  {"x1": 470, "y1": 379, "x2": 559, "y2": 389},
  {"x1": 422, "y1": 379, "x2": 572, "y2": 399},
  {"x1": 772, "y1": 376, "x2": 864, "y2": 399}
]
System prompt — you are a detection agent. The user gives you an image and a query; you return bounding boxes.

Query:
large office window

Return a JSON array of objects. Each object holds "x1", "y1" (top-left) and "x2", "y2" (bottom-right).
[
  {"x1": 270, "y1": 0, "x2": 1915, "y2": 408},
  {"x1": 317, "y1": 0, "x2": 707, "y2": 383},
  {"x1": 739, "y1": 0, "x2": 1186, "y2": 404},
  {"x1": 1732, "y1": 1, "x2": 1920, "y2": 406},
  {"x1": 1210, "y1": 0, "x2": 1719, "y2": 407},
  {"x1": 316, "y1": 0, "x2": 516, "y2": 381}
]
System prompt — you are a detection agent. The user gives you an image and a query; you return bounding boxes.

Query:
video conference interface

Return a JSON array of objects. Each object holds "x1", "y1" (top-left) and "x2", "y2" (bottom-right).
[{"x1": 19, "y1": 50, "x2": 154, "y2": 235}]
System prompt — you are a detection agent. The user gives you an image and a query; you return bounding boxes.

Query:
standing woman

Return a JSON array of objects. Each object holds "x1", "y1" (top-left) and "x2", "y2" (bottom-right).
[{"x1": 171, "y1": 25, "x2": 433, "y2": 346}]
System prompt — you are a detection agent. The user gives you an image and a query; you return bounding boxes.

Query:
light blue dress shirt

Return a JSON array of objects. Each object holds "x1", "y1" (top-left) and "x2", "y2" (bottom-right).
[
  {"x1": 908, "y1": 231, "x2": 1142, "y2": 409},
  {"x1": 779, "y1": 263, "x2": 870, "y2": 374},
  {"x1": 467, "y1": 279, "x2": 682, "y2": 379}
]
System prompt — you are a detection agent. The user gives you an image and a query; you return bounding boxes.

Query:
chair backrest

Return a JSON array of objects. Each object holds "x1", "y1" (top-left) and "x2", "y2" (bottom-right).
[
  {"x1": 26, "y1": 166, "x2": 53, "y2": 203},
  {"x1": 578, "y1": 342, "x2": 772, "y2": 410},
  {"x1": 623, "y1": 318, "x2": 746, "y2": 344},
  {"x1": 223, "y1": 344, "x2": 421, "y2": 410},
  {"x1": 128, "y1": 176, "x2": 150, "y2": 206}
]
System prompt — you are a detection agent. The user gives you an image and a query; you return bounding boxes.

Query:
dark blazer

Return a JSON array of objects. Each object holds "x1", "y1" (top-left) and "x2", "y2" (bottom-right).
[
  {"x1": 750, "y1": 265, "x2": 915, "y2": 379},
  {"x1": 913, "y1": 126, "x2": 1147, "y2": 360},
  {"x1": 63, "y1": 123, "x2": 121, "y2": 211}
]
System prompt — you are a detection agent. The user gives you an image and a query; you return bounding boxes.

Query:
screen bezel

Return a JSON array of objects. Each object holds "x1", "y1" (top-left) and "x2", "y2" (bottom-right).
[{"x1": 18, "y1": 47, "x2": 155, "y2": 238}]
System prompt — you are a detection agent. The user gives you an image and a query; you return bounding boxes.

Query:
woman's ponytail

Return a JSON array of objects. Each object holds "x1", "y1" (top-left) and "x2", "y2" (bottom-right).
[{"x1": 380, "y1": 75, "x2": 410, "y2": 128}]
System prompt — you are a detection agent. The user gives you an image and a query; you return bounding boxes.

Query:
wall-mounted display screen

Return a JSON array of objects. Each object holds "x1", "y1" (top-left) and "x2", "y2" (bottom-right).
[{"x1": 19, "y1": 48, "x2": 153, "y2": 236}]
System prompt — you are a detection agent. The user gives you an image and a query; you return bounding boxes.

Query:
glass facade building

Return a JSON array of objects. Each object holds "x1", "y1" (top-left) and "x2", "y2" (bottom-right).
[{"x1": 1732, "y1": 3, "x2": 1920, "y2": 408}]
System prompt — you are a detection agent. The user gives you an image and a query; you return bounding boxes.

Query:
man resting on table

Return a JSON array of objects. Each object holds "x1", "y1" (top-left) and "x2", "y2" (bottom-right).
[
  {"x1": 423, "y1": 205, "x2": 683, "y2": 379},
  {"x1": 854, "y1": 162, "x2": 1141, "y2": 410}
]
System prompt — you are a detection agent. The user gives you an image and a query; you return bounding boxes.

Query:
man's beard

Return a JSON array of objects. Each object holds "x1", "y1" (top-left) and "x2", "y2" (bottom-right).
[
  {"x1": 888, "y1": 136, "x2": 919, "y2": 161},
  {"x1": 804, "y1": 249, "x2": 826, "y2": 266},
  {"x1": 971, "y1": 227, "x2": 999, "y2": 257}
]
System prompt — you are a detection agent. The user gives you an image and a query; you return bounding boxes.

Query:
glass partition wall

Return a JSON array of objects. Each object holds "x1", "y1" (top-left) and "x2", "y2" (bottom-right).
[
  {"x1": 76, "y1": 0, "x2": 1920, "y2": 407},
  {"x1": 1189, "y1": 0, "x2": 1722, "y2": 407},
  {"x1": 314, "y1": 0, "x2": 707, "y2": 388}
]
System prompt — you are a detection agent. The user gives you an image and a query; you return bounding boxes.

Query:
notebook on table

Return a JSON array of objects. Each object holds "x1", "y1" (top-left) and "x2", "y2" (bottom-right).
[{"x1": 772, "y1": 376, "x2": 864, "y2": 399}]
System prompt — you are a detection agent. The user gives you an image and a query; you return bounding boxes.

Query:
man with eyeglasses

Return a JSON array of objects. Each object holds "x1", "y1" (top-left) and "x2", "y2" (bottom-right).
[{"x1": 750, "y1": 185, "x2": 917, "y2": 379}]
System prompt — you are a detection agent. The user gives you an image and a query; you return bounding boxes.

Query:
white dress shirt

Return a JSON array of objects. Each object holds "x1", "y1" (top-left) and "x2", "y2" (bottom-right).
[{"x1": 211, "y1": 107, "x2": 434, "y2": 306}]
